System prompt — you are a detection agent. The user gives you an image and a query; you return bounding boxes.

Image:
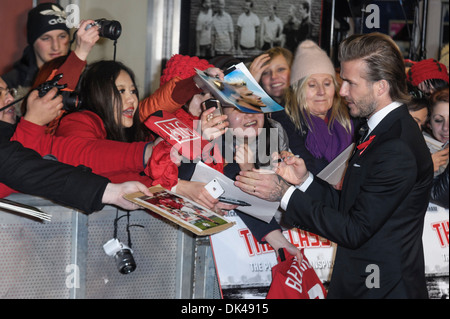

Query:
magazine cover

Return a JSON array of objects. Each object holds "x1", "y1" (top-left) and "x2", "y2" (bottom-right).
[
  {"x1": 194, "y1": 62, "x2": 284, "y2": 114},
  {"x1": 124, "y1": 185, "x2": 234, "y2": 236}
]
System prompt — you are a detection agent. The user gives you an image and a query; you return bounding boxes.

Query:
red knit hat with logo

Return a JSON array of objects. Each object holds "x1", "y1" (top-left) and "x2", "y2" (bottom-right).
[
  {"x1": 160, "y1": 54, "x2": 214, "y2": 86},
  {"x1": 407, "y1": 58, "x2": 449, "y2": 87}
]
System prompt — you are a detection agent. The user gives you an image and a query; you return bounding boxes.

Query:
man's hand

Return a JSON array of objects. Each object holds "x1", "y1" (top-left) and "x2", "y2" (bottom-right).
[
  {"x1": 235, "y1": 169, "x2": 290, "y2": 202},
  {"x1": 273, "y1": 151, "x2": 309, "y2": 186},
  {"x1": 24, "y1": 88, "x2": 63, "y2": 126},
  {"x1": 102, "y1": 181, "x2": 152, "y2": 211}
]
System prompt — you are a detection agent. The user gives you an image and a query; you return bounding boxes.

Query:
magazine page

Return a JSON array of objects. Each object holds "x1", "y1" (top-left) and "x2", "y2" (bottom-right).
[
  {"x1": 194, "y1": 62, "x2": 284, "y2": 114},
  {"x1": 190, "y1": 162, "x2": 279, "y2": 223},
  {"x1": 423, "y1": 133, "x2": 446, "y2": 154},
  {"x1": 124, "y1": 185, "x2": 234, "y2": 236},
  {"x1": 317, "y1": 143, "x2": 354, "y2": 185}
]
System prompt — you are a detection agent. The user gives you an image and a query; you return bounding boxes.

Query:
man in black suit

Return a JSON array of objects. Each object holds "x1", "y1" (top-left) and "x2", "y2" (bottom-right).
[{"x1": 235, "y1": 33, "x2": 433, "y2": 298}]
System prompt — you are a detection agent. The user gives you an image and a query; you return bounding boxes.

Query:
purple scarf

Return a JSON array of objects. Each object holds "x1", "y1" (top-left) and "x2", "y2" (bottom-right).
[{"x1": 305, "y1": 113, "x2": 353, "y2": 163}]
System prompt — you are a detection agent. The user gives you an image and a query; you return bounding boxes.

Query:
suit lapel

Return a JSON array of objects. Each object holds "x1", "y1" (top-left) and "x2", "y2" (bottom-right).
[{"x1": 342, "y1": 105, "x2": 408, "y2": 192}]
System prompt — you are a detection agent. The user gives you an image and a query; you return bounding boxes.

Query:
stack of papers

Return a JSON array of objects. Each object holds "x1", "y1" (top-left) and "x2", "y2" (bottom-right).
[{"x1": 0, "y1": 198, "x2": 51, "y2": 221}]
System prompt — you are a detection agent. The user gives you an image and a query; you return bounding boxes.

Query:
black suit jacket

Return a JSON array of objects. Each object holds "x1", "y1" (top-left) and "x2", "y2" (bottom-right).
[
  {"x1": 284, "y1": 105, "x2": 433, "y2": 298},
  {"x1": 0, "y1": 121, "x2": 109, "y2": 213}
]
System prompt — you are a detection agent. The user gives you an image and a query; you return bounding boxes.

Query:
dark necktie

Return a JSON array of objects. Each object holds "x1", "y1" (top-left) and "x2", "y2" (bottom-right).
[{"x1": 357, "y1": 121, "x2": 369, "y2": 145}]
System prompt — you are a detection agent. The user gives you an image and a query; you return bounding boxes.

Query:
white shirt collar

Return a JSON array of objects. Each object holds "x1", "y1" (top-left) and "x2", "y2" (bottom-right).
[{"x1": 367, "y1": 101, "x2": 402, "y2": 133}]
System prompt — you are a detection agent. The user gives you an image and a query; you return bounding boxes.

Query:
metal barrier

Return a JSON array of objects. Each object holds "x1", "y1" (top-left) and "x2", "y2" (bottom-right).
[{"x1": 0, "y1": 193, "x2": 220, "y2": 299}]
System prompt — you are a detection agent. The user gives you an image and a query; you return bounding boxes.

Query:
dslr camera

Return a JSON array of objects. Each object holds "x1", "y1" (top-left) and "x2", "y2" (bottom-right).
[
  {"x1": 103, "y1": 238, "x2": 136, "y2": 274},
  {"x1": 36, "y1": 74, "x2": 81, "y2": 112},
  {"x1": 85, "y1": 18, "x2": 122, "y2": 40}
]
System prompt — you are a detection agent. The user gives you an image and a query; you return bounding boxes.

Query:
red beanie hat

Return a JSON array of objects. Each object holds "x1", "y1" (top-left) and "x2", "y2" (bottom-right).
[
  {"x1": 160, "y1": 54, "x2": 214, "y2": 86},
  {"x1": 407, "y1": 58, "x2": 449, "y2": 87}
]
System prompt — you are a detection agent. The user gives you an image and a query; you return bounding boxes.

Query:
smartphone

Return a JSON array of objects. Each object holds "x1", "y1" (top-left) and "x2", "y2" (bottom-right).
[{"x1": 201, "y1": 99, "x2": 222, "y2": 121}]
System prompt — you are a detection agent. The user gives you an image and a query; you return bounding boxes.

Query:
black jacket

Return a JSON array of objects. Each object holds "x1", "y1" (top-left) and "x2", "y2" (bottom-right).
[
  {"x1": 284, "y1": 105, "x2": 433, "y2": 298},
  {"x1": 1, "y1": 46, "x2": 39, "y2": 90},
  {"x1": 0, "y1": 121, "x2": 109, "y2": 214},
  {"x1": 430, "y1": 164, "x2": 449, "y2": 208}
]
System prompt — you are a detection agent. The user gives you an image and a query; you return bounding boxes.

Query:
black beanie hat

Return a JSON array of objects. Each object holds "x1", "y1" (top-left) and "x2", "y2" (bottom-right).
[{"x1": 27, "y1": 2, "x2": 70, "y2": 45}]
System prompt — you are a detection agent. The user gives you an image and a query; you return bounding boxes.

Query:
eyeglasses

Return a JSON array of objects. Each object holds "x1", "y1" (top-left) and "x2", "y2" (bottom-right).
[{"x1": 0, "y1": 87, "x2": 17, "y2": 99}]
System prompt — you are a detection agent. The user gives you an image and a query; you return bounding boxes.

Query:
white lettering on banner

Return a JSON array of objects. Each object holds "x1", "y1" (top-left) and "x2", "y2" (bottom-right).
[
  {"x1": 238, "y1": 227, "x2": 332, "y2": 257},
  {"x1": 431, "y1": 220, "x2": 449, "y2": 248}
]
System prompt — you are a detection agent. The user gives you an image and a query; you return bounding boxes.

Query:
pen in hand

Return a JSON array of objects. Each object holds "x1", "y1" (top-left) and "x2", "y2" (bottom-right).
[{"x1": 274, "y1": 154, "x2": 300, "y2": 163}]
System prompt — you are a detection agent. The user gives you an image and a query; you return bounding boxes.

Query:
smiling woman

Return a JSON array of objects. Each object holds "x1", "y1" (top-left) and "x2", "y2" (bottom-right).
[{"x1": 55, "y1": 60, "x2": 147, "y2": 143}]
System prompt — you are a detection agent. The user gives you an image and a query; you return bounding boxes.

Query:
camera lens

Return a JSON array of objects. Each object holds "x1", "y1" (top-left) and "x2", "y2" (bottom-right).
[
  {"x1": 114, "y1": 249, "x2": 136, "y2": 274},
  {"x1": 97, "y1": 19, "x2": 122, "y2": 40},
  {"x1": 61, "y1": 91, "x2": 81, "y2": 111}
]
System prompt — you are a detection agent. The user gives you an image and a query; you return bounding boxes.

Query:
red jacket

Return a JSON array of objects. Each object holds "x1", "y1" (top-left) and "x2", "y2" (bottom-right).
[{"x1": 53, "y1": 110, "x2": 152, "y2": 185}]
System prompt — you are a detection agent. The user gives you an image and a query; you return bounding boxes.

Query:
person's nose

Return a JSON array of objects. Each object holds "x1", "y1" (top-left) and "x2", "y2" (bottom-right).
[
  {"x1": 339, "y1": 82, "x2": 348, "y2": 98},
  {"x1": 51, "y1": 37, "x2": 61, "y2": 51}
]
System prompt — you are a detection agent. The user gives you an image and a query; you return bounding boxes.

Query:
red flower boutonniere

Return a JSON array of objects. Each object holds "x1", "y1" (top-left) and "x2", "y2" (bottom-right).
[{"x1": 356, "y1": 135, "x2": 376, "y2": 155}]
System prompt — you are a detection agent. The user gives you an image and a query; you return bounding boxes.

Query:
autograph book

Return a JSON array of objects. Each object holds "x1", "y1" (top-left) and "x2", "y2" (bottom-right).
[
  {"x1": 194, "y1": 62, "x2": 284, "y2": 114},
  {"x1": 124, "y1": 185, "x2": 234, "y2": 236}
]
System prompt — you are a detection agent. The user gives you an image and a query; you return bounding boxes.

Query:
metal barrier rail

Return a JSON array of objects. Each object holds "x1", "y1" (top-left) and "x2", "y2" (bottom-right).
[{"x1": 0, "y1": 194, "x2": 220, "y2": 299}]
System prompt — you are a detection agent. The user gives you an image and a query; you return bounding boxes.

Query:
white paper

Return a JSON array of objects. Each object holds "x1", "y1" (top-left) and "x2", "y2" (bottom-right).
[
  {"x1": 0, "y1": 199, "x2": 51, "y2": 221},
  {"x1": 317, "y1": 143, "x2": 354, "y2": 185},
  {"x1": 191, "y1": 162, "x2": 279, "y2": 223}
]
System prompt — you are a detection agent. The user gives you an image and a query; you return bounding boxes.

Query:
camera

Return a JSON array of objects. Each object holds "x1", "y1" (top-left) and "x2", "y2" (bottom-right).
[
  {"x1": 103, "y1": 238, "x2": 136, "y2": 274},
  {"x1": 86, "y1": 19, "x2": 122, "y2": 40},
  {"x1": 36, "y1": 74, "x2": 81, "y2": 112}
]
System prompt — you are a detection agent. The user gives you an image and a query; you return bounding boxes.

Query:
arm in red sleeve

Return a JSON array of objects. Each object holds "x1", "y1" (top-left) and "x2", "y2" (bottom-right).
[
  {"x1": 13, "y1": 118, "x2": 147, "y2": 175},
  {"x1": 56, "y1": 51, "x2": 87, "y2": 90},
  {"x1": 55, "y1": 111, "x2": 107, "y2": 139},
  {"x1": 139, "y1": 76, "x2": 202, "y2": 122}
]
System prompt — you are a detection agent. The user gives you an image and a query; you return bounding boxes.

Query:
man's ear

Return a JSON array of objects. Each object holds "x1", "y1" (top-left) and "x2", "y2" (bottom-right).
[{"x1": 375, "y1": 79, "x2": 389, "y2": 97}]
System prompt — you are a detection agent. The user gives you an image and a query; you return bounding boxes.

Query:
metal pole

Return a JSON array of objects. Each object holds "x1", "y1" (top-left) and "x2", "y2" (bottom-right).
[
  {"x1": 420, "y1": 0, "x2": 428, "y2": 59},
  {"x1": 330, "y1": 0, "x2": 336, "y2": 59}
]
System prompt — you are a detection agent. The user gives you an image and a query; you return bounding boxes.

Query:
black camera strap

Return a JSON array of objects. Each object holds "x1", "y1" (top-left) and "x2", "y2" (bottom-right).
[{"x1": 0, "y1": 96, "x2": 25, "y2": 112}]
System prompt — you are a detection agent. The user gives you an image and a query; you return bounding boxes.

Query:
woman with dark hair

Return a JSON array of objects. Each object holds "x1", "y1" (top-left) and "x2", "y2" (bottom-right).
[
  {"x1": 425, "y1": 88, "x2": 449, "y2": 208},
  {"x1": 69, "y1": 60, "x2": 150, "y2": 142},
  {"x1": 54, "y1": 59, "x2": 231, "y2": 212}
]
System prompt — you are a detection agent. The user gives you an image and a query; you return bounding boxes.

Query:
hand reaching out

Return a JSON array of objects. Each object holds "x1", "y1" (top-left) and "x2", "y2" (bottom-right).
[{"x1": 102, "y1": 181, "x2": 153, "y2": 211}]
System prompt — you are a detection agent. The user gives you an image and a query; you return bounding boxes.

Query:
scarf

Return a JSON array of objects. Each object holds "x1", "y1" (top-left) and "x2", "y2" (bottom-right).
[{"x1": 305, "y1": 112, "x2": 353, "y2": 163}]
